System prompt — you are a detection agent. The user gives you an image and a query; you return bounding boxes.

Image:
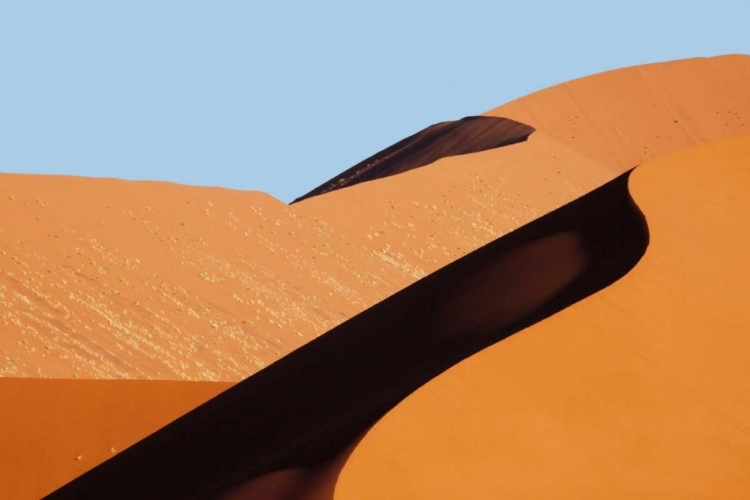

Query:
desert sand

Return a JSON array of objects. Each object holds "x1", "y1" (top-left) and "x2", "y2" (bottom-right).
[
  {"x1": 292, "y1": 116, "x2": 535, "y2": 202},
  {"x1": 49, "y1": 134, "x2": 750, "y2": 498},
  {"x1": 2, "y1": 55, "x2": 750, "y2": 499},
  {"x1": 0, "y1": 377, "x2": 229, "y2": 499},
  {"x1": 46, "y1": 167, "x2": 648, "y2": 497},
  {"x1": 488, "y1": 54, "x2": 750, "y2": 173},
  {"x1": 329, "y1": 134, "x2": 750, "y2": 499},
  {"x1": 1, "y1": 55, "x2": 748, "y2": 381}
]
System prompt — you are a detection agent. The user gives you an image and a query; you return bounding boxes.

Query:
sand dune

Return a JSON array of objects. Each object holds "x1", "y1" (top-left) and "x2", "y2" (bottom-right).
[
  {"x1": 46, "y1": 163, "x2": 648, "y2": 498},
  {"x1": 1, "y1": 55, "x2": 747, "y2": 381},
  {"x1": 0, "y1": 377, "x2": 229, "y2": 499},
  {"x1": 488, "y1": 54, "x2": 750, "y2": 173},
  {"x1": 3, "y1": 55, "x2": 750, "y2": 499},
  {"x1": 46, "y1": 134, "x2": 750, "y2": 498},
  {"x1": 328, "y1": 134, "x2": 750, "y2": 499},
  {"x1": 292, "y1": 116, "x2": 534, "y2": 203}
]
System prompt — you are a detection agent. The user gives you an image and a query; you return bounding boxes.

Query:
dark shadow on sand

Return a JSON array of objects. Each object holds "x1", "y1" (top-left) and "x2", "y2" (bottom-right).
[
  {"x1": 292, "y1": 116, "x2": 535, "y2": 203},
  {"x1": 47, "y1": 170, "x2": 648, "y2": 500}
]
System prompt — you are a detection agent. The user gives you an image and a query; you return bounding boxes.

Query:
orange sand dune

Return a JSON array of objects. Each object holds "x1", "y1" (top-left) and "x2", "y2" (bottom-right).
[
  {"x1": 47, "y1": 156, "x2": 649, "y2": 498},
  {"x1": 298, "y1": 54, "x2": 750, "y2": 278},
  {"x1": 488, "y1": 54, "x2": 750, "y2": 173},
  {"x1": 292, "y1": 116, "x2": 534, "y2": 202},
  {"x1": 295, "y1": 131, "x2": 613, "y2": 270},
  {"x1": 0, "y1": 377, "x2": 229, "y2": 499},
  {"x1": 330, "y1": 135, "x2": 750, "y2": 498},
  {"x1": 56, "y1": 134, "x2": 750, "y2": 498},
  {"x1": 1, "y1": 55, "x2": 748, "y2": 381}
]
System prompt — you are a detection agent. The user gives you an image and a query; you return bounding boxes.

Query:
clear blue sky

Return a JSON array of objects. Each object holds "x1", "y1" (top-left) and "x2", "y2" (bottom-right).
[{"x1": 1, "y1": 1, "x2": 747, "y2": 202}]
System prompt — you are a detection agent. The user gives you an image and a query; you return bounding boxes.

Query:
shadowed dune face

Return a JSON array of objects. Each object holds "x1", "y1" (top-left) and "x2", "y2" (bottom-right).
[
  {"x1": 292, "y1": 117, "x2": 535, "y2": 203},
  {"x1": 0, "y1": 378, "x2": 230, "y2": 499},
  {"x1": 4, "y1": 55, "x2": 749, "y2": 500},
  {"x1": 327, "y1": 135, "x2": 750, "y2": 499},
  {"x1": 434, "y1": 231, "x2": 586, "y2": 339},
  {"x1": 46, "y1": 169, "x2": 648, "y2": 499}
]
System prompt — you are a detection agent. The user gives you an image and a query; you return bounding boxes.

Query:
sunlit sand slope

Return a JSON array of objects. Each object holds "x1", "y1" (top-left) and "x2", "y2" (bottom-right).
[
  {"x1": 293, "y1": 116, "x2": 534, "y2": 202},
  {"x1": 331, "y1": 135, "x2": 750, "y2": 499},
  {"x1": 0, "y1": 378, "x2": 229, "y2": 499},
  {"x1": 488, "y1": 54, "x2": 750, "y2": 173}
]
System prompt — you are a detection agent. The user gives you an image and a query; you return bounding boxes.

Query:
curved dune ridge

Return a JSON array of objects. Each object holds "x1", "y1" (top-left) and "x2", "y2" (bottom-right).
[
  {"x1": 46, "y1": 168, "x2": 649, "y2": 498},
  {"x1": 1, "y1": 55, "x2": 748, "y2": 381},
  {"x1": 324, "y1": 134, "x2": 750, "y2": 499},
  {"x1": 47, "y1": 134, "x2": 750, "y2": 499},
  {"x1": 291, "y1": 116, "x2": 535, "y2": 203}
]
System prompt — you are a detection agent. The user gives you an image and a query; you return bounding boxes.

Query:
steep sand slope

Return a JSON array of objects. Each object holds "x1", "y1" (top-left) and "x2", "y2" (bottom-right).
[
  {"x1": 488, "y1": 54, "x2": 750, "y2": 173},
  {"x1": 46, "y1": 166, "x2": 649, "y2": 498},
  {"x1": 330, "y1": 135, "x2": 750, "y2": 498},
  {"x1": 292, "y1": 116, "x2": 534, "y2": 202},
  {"x1": 0, "y1": 378, "x2": 229, "y2": 499}
]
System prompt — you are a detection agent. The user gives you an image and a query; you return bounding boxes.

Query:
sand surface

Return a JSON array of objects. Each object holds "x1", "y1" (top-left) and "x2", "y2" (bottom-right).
[
  {"x1": 0, "y1": 377, "x2": 229, "y2": 499},
  {"x1": 52, "y1": 135, "x2": 750, "y2": 499},
  {"x1": 2, "y1": 54, "x2": 750, "y2": 499},
  {"x1": 293, "y1": 116, "x2": 534, "y2": 202},
  {"x1": 45, "y1": 161, "x2": 649, "y2": 498},
  {"x1": 1, "y1": 55, "x2": 748, "y2": 381},
  {"x1": 489, "y1": 54, "x2": 750, "y2": 174},
  {"x1": 329, "y1": 134, "x2": 750, "y2": 498}
]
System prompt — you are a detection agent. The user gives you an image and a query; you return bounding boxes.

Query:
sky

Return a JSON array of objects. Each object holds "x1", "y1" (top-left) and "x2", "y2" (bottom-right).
[{"x1": 1, "y1": 1, "x2": 748, "y2": 203}]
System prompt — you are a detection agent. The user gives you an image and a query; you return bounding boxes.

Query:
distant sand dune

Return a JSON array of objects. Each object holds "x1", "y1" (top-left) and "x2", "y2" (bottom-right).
[
  {"x1": 292, "y1": 116, "x2": 535, "y2": 203},
  {"x1": 2, "y1": 55, "x2": 750, "y2": 499}
]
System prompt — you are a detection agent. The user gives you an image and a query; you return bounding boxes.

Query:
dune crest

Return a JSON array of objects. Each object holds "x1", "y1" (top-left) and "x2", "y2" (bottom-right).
[
  {"x1": 292, "y1": 116, "x2": 534, "y2": 203},
  {"x1": 488, "y1": 54, "x2": 750, "y2": 173}
]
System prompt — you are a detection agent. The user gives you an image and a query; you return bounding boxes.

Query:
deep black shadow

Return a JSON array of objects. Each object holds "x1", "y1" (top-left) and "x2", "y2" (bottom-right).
[
  {"x1": 47, "y1": 170, "x2": 648, "y2": 500},
  {"x1": 291, "y1": 116, "x2": 535, "y2": 203}
]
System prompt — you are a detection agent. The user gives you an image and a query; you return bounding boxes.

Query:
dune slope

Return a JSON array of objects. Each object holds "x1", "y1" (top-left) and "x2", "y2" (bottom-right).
[
  {"x1": 292, "y1": 116, "x2": 534, "y2": 203},
  {"x1": 0, "y1": 378, "x2": 229, "y2": 499},
  {"x1": 1, "y1": 55, "x2": 748, "y2": 381},
  {"x1": 46, "y1": 167, "x2": 648, "y2": 499},
  {"x1": 488, "y1": 54, "x2": 750, "y2": 174},
  {"x1": 329, "y1": 135, "x2": 750, "y2": 498}
]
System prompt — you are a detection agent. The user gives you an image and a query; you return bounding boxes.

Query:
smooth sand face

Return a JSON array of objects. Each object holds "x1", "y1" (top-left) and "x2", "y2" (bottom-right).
[
  {"x1": 0, "y1": 378, "x2": 230, "y2": 499},
  {"x1": 327, "y1": 135, "x2": 750, "y2": 499},
  {"x1": 488, "y1": 54, "x2": 750, "y2": 174},
  {"x1": 1, "y1": 55, "x2": 748, "y2": 381}
]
